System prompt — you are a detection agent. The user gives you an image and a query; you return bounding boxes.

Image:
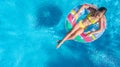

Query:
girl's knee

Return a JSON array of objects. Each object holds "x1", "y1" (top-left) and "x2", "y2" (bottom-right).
[
  {"x1": 75, "y1": 28, "x2": 84, "y2": 35},
  {"x1": 70, "y1": 26, "x2": 80, "y2": 34},
  {"x1": 68, "y1": 34, "x2": 76, "y2": 40},
  {"x1": 73, "y1": 24, "x2": 79, "y2": 29}
]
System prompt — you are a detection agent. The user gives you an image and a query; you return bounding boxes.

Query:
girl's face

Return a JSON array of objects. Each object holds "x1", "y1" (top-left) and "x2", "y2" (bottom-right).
[{"x1": 94, "y1": 10, "x2": 104, "y2": 18}]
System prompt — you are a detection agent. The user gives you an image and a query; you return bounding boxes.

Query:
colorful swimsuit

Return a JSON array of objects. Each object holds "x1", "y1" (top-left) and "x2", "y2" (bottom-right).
[
  {"x1": 78, "y1": 13, "x2": 96, "y2": 28},
  {"x1": 87, "y1": 13, "x2": 96, "y2": 24}
]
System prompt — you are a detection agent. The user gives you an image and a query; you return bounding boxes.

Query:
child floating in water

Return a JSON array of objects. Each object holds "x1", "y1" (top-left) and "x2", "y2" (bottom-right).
[{"x1": 56, "y1": 4, "x2": 107, "y2": 48}]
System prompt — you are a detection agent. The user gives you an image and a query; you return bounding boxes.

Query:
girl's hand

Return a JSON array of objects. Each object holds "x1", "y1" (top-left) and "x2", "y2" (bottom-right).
[
  {"x1": 86, "y1": 33, "x2": 91, "y2": 37},
  {"x1": 86, "y1": 32, "x2": 95, "y2": 37}
]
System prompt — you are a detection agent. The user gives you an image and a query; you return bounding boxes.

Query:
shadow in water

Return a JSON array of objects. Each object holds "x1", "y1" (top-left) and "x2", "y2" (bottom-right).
[{"x1": 36, "y1": 4, "x2": 63, "y2": 28}]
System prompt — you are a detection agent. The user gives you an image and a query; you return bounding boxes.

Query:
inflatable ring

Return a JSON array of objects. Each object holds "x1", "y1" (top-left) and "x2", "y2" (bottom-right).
[{"x1": 65, "y1": 4, "x2": 106, "y2": 43}]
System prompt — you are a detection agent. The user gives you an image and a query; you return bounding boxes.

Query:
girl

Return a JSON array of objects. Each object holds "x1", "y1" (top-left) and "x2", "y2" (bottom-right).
[{"x1": 56, "y1": 4, "x2": 107, "y2": 48}]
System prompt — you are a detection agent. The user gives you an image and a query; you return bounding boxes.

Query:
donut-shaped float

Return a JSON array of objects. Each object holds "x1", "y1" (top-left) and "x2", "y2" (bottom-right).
[{"x1": 65, "y1": 4, "x2": 106, "y2": 43}]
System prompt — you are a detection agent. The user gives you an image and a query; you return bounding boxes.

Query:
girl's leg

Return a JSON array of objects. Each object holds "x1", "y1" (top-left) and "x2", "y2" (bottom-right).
[
  {"x1": 57, "y1": 32, "x2": 79, "y2": 43},
  {"x1": 56, "y1": 34, "x2": 75, "y2": 43},
  {"x1": 56, "y1": 23, "x2": 80, "y2": 48},
  {"x1": 69, "y1": 28, "x2": 84, "y2": 39},
  {"x1": 56, "y1": 23, "x2": 80, "y2": 47},
  {"x1": 57, "y1": 33, "x2": 76, "y2": 43},
  {"x1": 56, "y1": 28, "x2": 84, "y2": 48}
]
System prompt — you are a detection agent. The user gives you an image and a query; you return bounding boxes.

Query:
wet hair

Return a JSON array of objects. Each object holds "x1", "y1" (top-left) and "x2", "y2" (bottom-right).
[
  {"x1": 98, "y1": 7, "x2": 107, "y2": 14},
  {"x1": 88, "y1": 7, "x2": 107, "y2": 17},
  {"x1": 88, "y1": 7, "x2": 97, "y2": 12},
  {"x1": 88, "y1": 7, "x2": 97, "y2": 16}
]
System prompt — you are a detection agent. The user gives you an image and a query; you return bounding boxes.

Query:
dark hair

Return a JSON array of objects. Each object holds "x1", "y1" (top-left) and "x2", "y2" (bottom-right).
[
  {"x1": 88, "y1": 7, "x2": 97, "y2": 16},
  {"x1": 98, "y1": 7, "x2": 107, "y2": 14}
]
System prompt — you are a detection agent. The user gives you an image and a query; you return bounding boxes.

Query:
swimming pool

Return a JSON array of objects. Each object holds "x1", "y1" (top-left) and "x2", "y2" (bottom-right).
[{"x1": 0, "y1": 0, "x2": 120, "y2": 67}]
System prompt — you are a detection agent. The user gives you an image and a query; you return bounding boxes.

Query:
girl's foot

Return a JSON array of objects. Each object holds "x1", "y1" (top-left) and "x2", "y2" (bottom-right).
[
  {"x1": 56, "y1": 42, "x2": 62, "y2": 49},
  {"x1": 56, "y1": 40, "x2": 63, "y2": 49},
  {"x1": 56, "y1": 40, "x2": 62, "y2": 43}
]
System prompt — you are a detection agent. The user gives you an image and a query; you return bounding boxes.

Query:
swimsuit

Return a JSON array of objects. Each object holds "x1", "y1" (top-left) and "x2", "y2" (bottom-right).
[
  {"x1": 87, "y1": 13, "x2": 96, "y2": 24},
  {"x1": 78, "y1": 20, "x2": 86, "y2": 28},
  {"x1": 79, "y1": 13, "x2": 96, "y2": 28}
]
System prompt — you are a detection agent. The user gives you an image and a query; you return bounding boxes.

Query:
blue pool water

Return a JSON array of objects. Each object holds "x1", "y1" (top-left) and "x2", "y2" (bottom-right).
[{"x1": 0, "y1": 0, "x2": 120, "y2": 67}]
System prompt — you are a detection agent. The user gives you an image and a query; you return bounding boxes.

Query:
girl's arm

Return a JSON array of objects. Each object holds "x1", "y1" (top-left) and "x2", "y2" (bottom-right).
[
  {"x1": 77, "y1": 4, "x2": 90, "y2": 15},
  {"x1": 87, "y1": 16, "x2": 105, "y2": 36},
  {"x1": 74, "y1": 4, "x2": 89, "y2": 18},
  {"x1": 74, "y1": 4, "x2": 97, "y2": 20}
]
